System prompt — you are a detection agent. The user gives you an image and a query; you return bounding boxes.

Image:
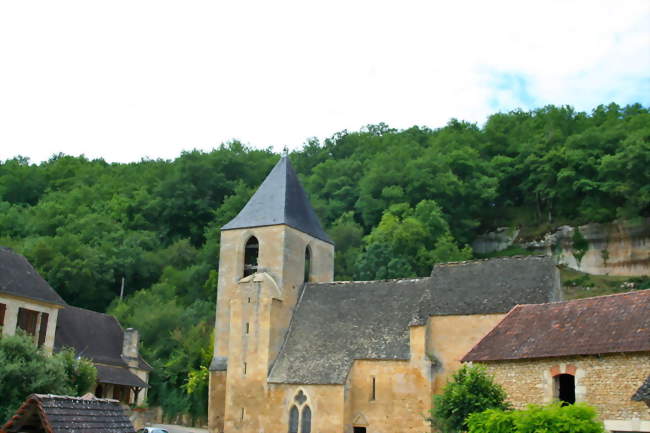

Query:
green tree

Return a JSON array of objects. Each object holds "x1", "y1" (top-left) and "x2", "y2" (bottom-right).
[
  {"x1": 0, "y1": 333, "x2": 97, "y2": 421},
  {"x1": 428, "y1": 364, "x2": 510, "y2": 433},
  {"x1": 467, "y1": 403, "x2": 606, "y2": 433}
]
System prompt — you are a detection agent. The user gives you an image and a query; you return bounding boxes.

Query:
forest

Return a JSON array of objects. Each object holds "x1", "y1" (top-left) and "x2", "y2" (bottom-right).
[{"x1": 0, "y1": 103, "x2": 648, "y2": 420}]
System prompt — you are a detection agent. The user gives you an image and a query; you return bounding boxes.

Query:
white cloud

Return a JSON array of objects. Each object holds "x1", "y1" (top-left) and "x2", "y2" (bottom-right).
[{"x1": 0, "y1": 0, "x2": 648, "y2": 162}]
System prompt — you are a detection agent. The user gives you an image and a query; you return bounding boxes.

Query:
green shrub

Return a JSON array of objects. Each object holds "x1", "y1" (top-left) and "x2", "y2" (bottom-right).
[
  {"x1": 0, "y1": 333, "x2": 96, "y2": 421},
  {"x1": 467, "y1": 402, "x2": 606, "y2": 433},
  {"x1": 428, "y1": 364, "x2": 510, "y2": 433},
  {"x1": 572, "y1": 228, "x2": 589, "y2": 264}
]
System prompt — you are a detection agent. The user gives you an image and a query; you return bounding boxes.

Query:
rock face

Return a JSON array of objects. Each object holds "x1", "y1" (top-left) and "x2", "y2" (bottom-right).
[{"x1": 472, "y1": 218, "x2": 650, "y2": 276}]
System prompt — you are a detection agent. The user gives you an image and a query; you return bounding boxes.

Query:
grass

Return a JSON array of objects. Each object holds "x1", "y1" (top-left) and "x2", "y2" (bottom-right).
[{"x1": 560, "y1": 266, "x2": 650, "y2": 300}]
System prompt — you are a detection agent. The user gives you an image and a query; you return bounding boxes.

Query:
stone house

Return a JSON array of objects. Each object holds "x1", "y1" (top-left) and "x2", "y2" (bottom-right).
[
  {"x1": 208, "y1": 156, "x2": 562, "y2": 433},
  {"x1": 0, "y1": 247, "x2": 150, "y2": 406},
  {"x1": 0, "y1": 246, "x2": 66, "y2": 353},
  {"x1": 1, "y1": 393, "x2": 135, "y2": 433},
  {"x1": 462, "y1": 290, "x2": 650, "y2": 433},
  {"x1": 54, "y1": 305, "x2": 151, "y2": 405}
]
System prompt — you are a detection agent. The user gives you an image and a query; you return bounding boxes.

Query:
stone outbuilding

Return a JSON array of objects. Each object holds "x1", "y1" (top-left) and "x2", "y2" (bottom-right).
[
  {"x1": 1, "y1": 393, "x2": 135, "y2": 433},
  {"x1": 208, "y1": 156, "x2": 562, "y2": 433},
  {"x1": 462, "y1": 290, "x2": 650, "y2": 432}
]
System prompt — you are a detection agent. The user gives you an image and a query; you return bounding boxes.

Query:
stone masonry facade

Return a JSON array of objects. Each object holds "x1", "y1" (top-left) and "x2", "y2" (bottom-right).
[{"x1": 482, "y1": 352, "x2": 650, "y2": 424}]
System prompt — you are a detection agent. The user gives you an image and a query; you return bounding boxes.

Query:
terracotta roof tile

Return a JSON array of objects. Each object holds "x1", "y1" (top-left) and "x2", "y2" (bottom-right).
[{"x1": 462, "y1": 290, "x2": 650, "y2": 362}]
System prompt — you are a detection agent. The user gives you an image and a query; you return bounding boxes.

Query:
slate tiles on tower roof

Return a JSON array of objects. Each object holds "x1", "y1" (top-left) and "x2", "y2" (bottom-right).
[
  {"x1": 268, "y1": 255, "x2": 559, "y2": 385},
  {"x1": 2, "y1": 394, "x2": 135, "y2": 433},
  {"x1": 0, "y1": 247, "x2": 66, "y2": 306},
  {"x1": 221, "y1": 157, "x2": 333, "y2": 244},
  {"x1": 462, "y1": 289, "x2": 650, "y2": 362}
]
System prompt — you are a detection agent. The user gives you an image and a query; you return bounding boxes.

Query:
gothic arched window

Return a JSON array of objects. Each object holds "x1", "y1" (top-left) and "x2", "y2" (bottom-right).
[
  {"x1": 304, "y1": 245, "x2": 311, "y2": 283},
  {"x1": 300, "y1": 406, "x2": 311, "y2": 433},
  {"x1": 244, "y1": 236, "x2": 259, "y2": 277},
  {"x1": 288, "y1": 405, "x2": 299, "y2": 433}
]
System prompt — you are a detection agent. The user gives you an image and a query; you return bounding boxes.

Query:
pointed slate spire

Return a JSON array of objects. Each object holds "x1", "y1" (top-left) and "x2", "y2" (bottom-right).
[{"x1": 221, "y1": 157, "x2": 333, "y2": 244}]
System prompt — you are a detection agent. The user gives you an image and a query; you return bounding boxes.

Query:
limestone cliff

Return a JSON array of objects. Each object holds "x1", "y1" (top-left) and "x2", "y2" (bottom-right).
[{"x1": 472, "y1": 218, "x2": 650, "y2": 276}]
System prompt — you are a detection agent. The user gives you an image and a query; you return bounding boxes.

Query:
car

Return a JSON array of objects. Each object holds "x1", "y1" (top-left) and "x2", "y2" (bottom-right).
[{"x1": 136, "y1": 428, "x2": 169, "y2": 433}]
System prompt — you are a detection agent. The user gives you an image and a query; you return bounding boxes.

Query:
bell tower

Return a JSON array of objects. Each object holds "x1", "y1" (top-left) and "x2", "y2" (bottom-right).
[{"x1": 208, "y1": 156, "x2": 334, "y2": 433}]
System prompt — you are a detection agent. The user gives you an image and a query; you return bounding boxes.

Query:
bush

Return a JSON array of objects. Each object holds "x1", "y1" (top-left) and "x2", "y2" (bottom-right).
[
  {"x1": 428, "y1": 364, "x2": 510, "y2": 433},
  {"x1": 0, "y1": 333, "x2": 97, "y2": 421},
  {"x1": 467, "y1": 403, "x2": 606, "y2": 433}
]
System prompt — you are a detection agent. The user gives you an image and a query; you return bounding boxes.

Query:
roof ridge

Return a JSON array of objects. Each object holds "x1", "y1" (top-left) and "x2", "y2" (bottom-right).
[
  {"x1": 433, "y1": 254, "x2": 549, "y2": 268},
  {"x1": 307, "y1": 277, "x2": 430, "y2": 286},
  {"x1": 520, "y1": 289, "x2": 650, "y2": 308}
]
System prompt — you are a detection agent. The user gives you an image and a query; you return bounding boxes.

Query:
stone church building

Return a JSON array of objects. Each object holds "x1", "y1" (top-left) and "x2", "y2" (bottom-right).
[{"x1": 208, "y1": 157, "x2": 561, "y2": 433}]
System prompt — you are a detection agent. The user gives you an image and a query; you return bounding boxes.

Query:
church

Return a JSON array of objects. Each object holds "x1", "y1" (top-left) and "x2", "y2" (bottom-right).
[{"x1": 208, "y1": 156, "x2": 561, "y2": 433}]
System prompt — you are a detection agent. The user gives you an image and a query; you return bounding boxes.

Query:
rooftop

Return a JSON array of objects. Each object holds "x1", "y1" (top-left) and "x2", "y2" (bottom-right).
[
  {"x1": 0, "y1": 247, "x2": 66, "y2": 306},
  {"x1": 268, "y1": 255, "x2": 560, "y2": 384},
  {"x1": 2, "y1": 394, "x2": 135, "y2": 433},
  {"x1": 221, "y1": 156, "x2": 333, "y2": 244},
  {"x1": 462, "y1": 290, "x2": 650, "y2": 362}
]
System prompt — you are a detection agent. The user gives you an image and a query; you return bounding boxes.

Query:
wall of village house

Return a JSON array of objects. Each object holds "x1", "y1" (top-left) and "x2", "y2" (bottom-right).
[
  {"x1": 481, "y1": 353, "x2": 650, "y2": 428},
  {"x1": 0, "y1": 294, "x2": 60, "y2": 354},
  {"x1": 427, "y1": 313, "x2": 506, "y2": 394}
]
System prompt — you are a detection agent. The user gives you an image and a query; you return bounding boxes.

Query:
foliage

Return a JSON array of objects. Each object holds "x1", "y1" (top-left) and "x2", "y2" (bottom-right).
[
  {"x1": 0, "y1": 333, "x2": 97, "y2": 421},
  {"x1": 0, "y1": 103, "x2": 648, "y2": 419},
  {"x1": 428, "y1": 364, "x2": 510, "y2": 433},
  {"x1": 466, "y1": 403, "x2": 606, "y2": 433}
]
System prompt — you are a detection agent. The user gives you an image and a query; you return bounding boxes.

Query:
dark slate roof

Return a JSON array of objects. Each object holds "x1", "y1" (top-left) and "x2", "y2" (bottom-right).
[
  {"x1": 55, "y1": 306, "x2": 152, "y2": 386},
  {"x1": 2, "y1": 394, "x2": 135, "y2": 433},
  {"x1": 221, "y1": 157, "x2": 333, "y2": 244},
  {"x1": 462, "y1": 290, "x2": 650, "y2": 362},
  {"x1": 633, "y1": 376, "x2": 650, "y2": 402},
  {"x1": 268, "y1": 255, "x2": 560, "y2": 384},
  {"x1": 0, "y1": 247, "x2": 66, "y2": 306},
  {"x1": 95, "y1": 364, "x2": 149, "y2": 388}
]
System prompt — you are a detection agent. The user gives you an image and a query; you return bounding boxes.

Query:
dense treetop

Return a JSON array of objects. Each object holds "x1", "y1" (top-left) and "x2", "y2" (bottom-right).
[{"x1": 0, "y1": 103, "x2": 647, "y2": 419}]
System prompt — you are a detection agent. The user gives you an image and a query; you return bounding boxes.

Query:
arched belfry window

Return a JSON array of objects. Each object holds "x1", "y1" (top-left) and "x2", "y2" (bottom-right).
[
  {"x1": 244, "y1": 236, "x2": 259, "y2": 277},
  {"x1": 289, "y1": 390, "x2": 311, "y2": 433},
  {"x1": 288, "y1": 405, "x2": 299, "y2": 433},
  {"x1": 304, "y1": 245, "x2": 311, "y2": 283}
]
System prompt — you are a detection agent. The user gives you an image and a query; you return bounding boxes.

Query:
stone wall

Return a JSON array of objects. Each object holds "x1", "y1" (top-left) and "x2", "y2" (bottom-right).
[
  {"x1": 481, "y1": 352, "x2": 650, "y2": 429},
  {"x1": 0, "y1": 293, "x2": 60, "y2": 354}
]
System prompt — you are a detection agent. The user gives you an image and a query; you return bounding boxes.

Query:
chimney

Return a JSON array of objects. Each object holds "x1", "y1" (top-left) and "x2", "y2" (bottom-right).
[{"x1": 122, "y1": 328, "x2": 139, "y2": 368}]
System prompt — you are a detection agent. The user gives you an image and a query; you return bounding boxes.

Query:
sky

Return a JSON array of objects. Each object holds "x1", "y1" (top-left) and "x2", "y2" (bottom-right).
[{"x1": 0, "y1": 0, "x2": 648, "y2": 163}]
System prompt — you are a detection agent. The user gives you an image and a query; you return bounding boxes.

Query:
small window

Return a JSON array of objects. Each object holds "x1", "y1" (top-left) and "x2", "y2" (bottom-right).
[
  {"x1": 17, "y1": 308, "x2": 39, "y2": 336},
  {"x1": 300, "y1": 406, "x2": 311, "y2": 433},
  {"x1": 555, "y1": 374, "x2": 575, "y2": 405},
  {"x1": 371, "y1": 376, "x2": 376, "y2": 401},
  {"x1": 0, "y1": 303, "x2": 5, "y2": 328},
  {"x1": 304, "y1": 245, "x2": 311, "y2": 283},
  {"x1": 241, "y1": 407, "x2": 245, "y2": 421},
  {"x1": 37, "y1": 312, "x2": 49, "y2": 347},
  {"x1": 245, "y1": 322, "x2": 250, "y2": 334},
  {"x1": 243, "y1": 362, "x2": 247, "y2": 375},
  {"x1": 288, "y1": 405, "x2": 299, "y2": 433},
  {"x1": 244, "y1": 236, "x2": 259, "y2": 277},
  {"x1": 353, "y1": 428, "x2": 367, "y2": 433}
]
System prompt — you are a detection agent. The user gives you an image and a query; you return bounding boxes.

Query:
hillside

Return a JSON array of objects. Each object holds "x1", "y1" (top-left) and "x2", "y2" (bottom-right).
[{"x1": 0, "y1": 102, "x2": 648, "y2": 420}]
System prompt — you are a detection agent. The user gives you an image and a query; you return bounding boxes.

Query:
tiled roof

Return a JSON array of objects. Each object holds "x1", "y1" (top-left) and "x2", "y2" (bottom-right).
[
  {"x1": 221, "y1": 156, "x2": 333, "y2": 244},
  {"x1": 55, "y1": 305, "x2": 151, "y2": 372},
  {"x1": 95, "y1": 364, "x2": 149, "y2": 388},
  {"x1": 462, "y1": 290, "x2": 650, "y2": 362},
  {"x1": 267, "y1": 255, "x2": 560, "y2": 384},
  {"x1": 0, "y1": 247, "x2": 66, "y2": 306},
  {"x1": 2, "y1": 394, "x2": 135, "y2": 433},
  {"x1": 633, "y1": 375, "x2": 650, "y2": 402}
]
